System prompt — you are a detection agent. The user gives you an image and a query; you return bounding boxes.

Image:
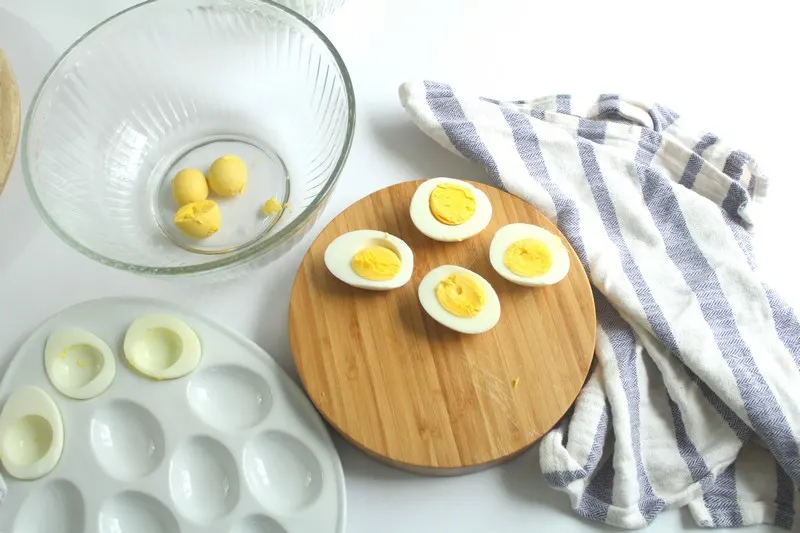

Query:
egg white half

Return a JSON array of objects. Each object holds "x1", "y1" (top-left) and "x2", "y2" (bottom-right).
[
  {"x1": 123, "y1": 315, "x2": 202, "y2": 380},
  {"x1": 0, "y1": 386, "x2": 64, "y2": 480},
  {"x1": 418, "y1": 265, "x2": 501, "y2": 334},
  {"x1": 409, "y1": 178, "x2": 493, "y2": 242},
  {"x1": 324, "y1": 229, "x2": 414, "y2": 291},
  {"x1": 489, "y1": 223, "x2": 570, "y2": 286},
  {"x1": 44, "y1": 327, "x2": 117, "y2": 400}
]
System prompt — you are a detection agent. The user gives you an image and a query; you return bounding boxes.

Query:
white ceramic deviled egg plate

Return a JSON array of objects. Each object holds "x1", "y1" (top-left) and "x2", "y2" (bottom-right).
[{"x1": 0, "y1": 297, "x2": 345, "y2": 533}]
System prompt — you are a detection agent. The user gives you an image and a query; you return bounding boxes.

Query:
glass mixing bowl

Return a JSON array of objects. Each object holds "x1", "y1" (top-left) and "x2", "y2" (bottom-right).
[
  {"x1": 23, "y1": 0, "x2": 355, "y2": 276},
  {"x1": 275, "y1": 0, "x2": 348, "y2": 20}
]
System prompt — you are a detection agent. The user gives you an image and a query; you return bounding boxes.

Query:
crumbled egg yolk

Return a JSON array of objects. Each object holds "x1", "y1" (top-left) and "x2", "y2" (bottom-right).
[
  {"x1": 351, "y1": 246, "x2": 401, "y2": 281},
  {"x1": 429, "y1": 183, "x2": 476, "y2": 226},
  {"x1": 57, "y1": 345, "x2": 84, "y2": 361},
  {"x1": 262, "y1": 197, "x2": 282, "y2": 216},
  {"x1": 174, "y1": 200, "x2": 221, "y2": 239},
  {"x1": 435, "y1": 273, "x2": 485, "y2": 318},
  {"x1": 504, "y1": 238, "x2": 553, "y2": 277}
]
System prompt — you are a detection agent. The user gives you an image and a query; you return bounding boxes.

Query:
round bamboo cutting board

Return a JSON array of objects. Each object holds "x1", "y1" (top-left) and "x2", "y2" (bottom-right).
[
  {"x1": 289, "y1": 179, "x2": 596, "y2": 474},
  {"x1": 0, "y1": 49, "x2": 20, "y2": 195}
]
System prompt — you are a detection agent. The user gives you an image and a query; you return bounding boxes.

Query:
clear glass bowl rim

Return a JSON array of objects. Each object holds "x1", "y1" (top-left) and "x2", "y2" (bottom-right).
[{"x1": 22, "y1": 0, "x2": 356, "y2": 276}]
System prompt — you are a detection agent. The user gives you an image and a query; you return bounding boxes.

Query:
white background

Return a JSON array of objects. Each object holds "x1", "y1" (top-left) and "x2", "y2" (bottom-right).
[{"x1": 0, "y1": 0, "x2": 796, "y2": 531}]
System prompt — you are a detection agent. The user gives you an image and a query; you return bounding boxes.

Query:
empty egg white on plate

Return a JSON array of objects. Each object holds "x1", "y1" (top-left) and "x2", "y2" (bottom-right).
[
  {"x1": 44, "y1": 327, "x2": 117, "y2": 400},
  {"x1": 409, "y1": 178, "x2": 493, "y2": 242},
  {"x1": 418, "y1": 265, "x2": 501, "y2": 334},
  {"x1": 489, "y1": 223, "x2": 570, "y2": 286},
  {"x1": 324, "y1": 229, "x2": 414, "y2": 290},
  {"x1": 123, "y1": 315, "x2": 202, "y2": 380},
  {"x1": 0, "y1": 386, "x2": 64, "y2": 480}
]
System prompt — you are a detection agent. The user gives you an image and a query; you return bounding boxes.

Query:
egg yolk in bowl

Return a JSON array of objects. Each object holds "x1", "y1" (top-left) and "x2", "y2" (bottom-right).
[
  {"x1": 503, "y1": 238, "x2": 553, "y2": 277},
  {"x1": 435, "y1": 273, "x2": 486, "y2": 318},
  {"x1": 429, "y1": 183, "x2": 476, "y2": 226},
  {"x1": 351, "y1": 245, "x2": 401, "y2": 281}
]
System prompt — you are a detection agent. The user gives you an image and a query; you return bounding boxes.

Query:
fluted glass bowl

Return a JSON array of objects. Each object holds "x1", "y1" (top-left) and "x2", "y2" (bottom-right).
[
  {"x1": 276, "y1": 0, "x2": 347, "y2": 20},
  {"x1": 23, "y1": 0, "x2": 355, "y2": 276}
]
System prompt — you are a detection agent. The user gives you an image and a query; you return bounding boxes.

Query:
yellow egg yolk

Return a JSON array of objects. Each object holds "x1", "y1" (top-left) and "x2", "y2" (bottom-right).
[
  {"x1": 351, "y1": 246, "x2": 401, "y2": 281},
  {"x1": 429, "y1": 183, "x2": 476, "y2": 225},
  {"x1": 171, "y1": 168, "x2": 209, "y2": 206},
  {"x1": 262, "y1": 197, "x2": 282, "y2": 216},
  {"x1": 207, "y1": 154, "x2": 247, "y2": 197},
  {"x1": 174, "y1": 200, "x2": 221, "y2": 239},
  {"x1": 435, "y1": 273, "x2": 485, "y2": 318},
  {"x1": 504, "y1": 238, "x2": 553, "y2": 277}
]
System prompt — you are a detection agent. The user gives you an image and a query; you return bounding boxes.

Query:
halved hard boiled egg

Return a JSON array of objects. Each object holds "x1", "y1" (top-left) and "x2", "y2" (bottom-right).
[
  {"x1": 418, "y1": 265, "x2": 501, "y2": 334},
  {"x1": 123, "y1": 315, "x2": 202, "y2": 380},
  {"x1": 324, "y1": 230, "x2": 414, "y2": 290},
  {"x1": 0, "y1": 386, "x2": 64, "y2": 480},
  {"x1": 44, "y1": 328, "x2": 116, "y2": 400},
  {"x1": 409, "y1": 178, "x2": 492, "y2": 242},
  {"x1": 489, "y1": 223, "x2": 570, "y2": 286}
]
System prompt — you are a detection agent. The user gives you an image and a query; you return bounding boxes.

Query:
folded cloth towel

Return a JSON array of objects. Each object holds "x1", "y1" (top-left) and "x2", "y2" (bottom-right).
[{"x1": 400, "y1": 82, "x2": 800, "y2": 529}]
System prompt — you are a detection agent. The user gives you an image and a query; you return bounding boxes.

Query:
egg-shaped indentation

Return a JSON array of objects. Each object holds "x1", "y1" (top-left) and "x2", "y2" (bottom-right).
[
  {"x1": 187, "y1": 365, "x2": 272, "y2": 431},
  {"x1": 489, "y1": 223, "x2": 571, "y2": 286},
  {"x1": 324, "y1": 229, "x2": 414, "y2": 291},
  {"x1": 418, "y1": 265, "x2": 501, "y2": 335},
  {"x1": 169, "y1": 436, "x2": 240, "y2": 524},
  {"x1": 230, "y1": 515, "x2": 288, "y2": 533},
  {"x1": 243, "y1": 432, "x2": 323, "y2": 513},
  {"x1": 0, "y1": 386, "x2": 64, "y2": 480},
  {"x1": 13, "y1": 480, "x2": 84, "y2": 533},
  {"x1": 409, "y1": 178, "x2": 493, "y2": 242},
  {"x1": 141, "y1": 328, "x2": 182, "y2": 370},
  {"x1": 99, "y1": 491, "x2": 179, "y2": 533},
  {"x1": 90, "y1": 400, "x2": 165, "y2": 481},
  {"x1": 5, "y1": 415, "x2": 52, "y2": 466},
  {"x1": 45, "y1": 328, "x2": 116, "y2": 400},
  {"x1": 50, "y1": 344, "x2": 103, "y2": 387},
  {"x1": 123, "y1": 314, "x2": 202, "y2": 380}
]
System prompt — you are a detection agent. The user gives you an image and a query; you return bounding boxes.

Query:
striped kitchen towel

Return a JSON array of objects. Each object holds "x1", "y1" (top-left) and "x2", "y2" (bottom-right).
[{"x1": 399, "y1": 82, "x2": 800, "y2": 529}]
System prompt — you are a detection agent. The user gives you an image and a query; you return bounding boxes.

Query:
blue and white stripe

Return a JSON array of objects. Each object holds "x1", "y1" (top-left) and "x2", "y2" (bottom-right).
[{"x1": 400, "y1": 82, "x2": 800, "y2": 529}]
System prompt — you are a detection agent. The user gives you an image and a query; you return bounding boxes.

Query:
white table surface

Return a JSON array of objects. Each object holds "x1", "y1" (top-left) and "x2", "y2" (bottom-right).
[{"x1": 0, "y1": 0, "x2": 797, "y2": 531}]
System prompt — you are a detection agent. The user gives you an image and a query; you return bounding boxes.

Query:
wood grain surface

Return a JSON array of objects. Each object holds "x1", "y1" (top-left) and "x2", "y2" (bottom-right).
[
  {"x1": 0, "y1": 50, "x2": 20, "y2": 195},
  {"x1": 289, "y1": 180, "x2": 596, "y2": 473}
]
